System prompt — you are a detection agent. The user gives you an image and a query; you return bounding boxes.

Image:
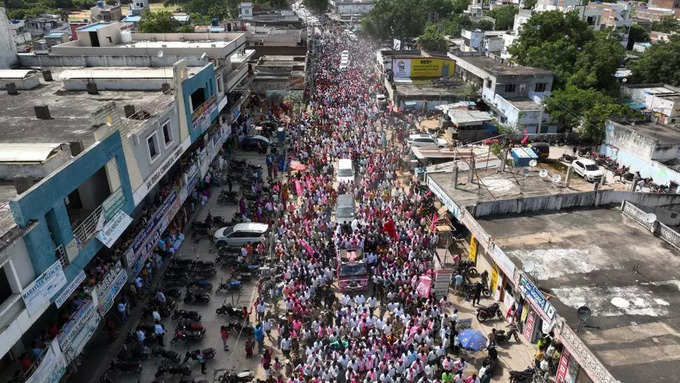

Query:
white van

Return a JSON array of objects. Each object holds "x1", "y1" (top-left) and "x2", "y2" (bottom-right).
[{"x1": 337, "y1": 158, "x2": 354, "y2": 184}]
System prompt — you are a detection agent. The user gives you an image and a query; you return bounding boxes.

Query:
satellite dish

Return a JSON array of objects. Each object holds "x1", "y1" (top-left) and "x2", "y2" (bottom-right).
[
  {"x1": 539, "y1": 169, "x2": 549, "y2": 178},
  {"x1": 552, "y1": 174, "x2": 562, "y2": 184},
  {"x1": 645, "y1": 213, "x2": 657, "y2": 224},
  {"x1": 529, "y1": 159, "x2": 538, "y2": 167}
]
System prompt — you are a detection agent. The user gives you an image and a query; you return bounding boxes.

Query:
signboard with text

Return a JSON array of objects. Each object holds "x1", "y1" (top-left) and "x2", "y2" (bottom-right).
[
  {"x1": 97, "y1": 210, "x2": 133, "y2": 248},
  {"x1": 392, "y1": 58, "x2": 455, "y2": 80},
  {"x1": 96, "y1": 267, "x2": 128, "y2": 316},
  {"x1": 57, "y1": 299, "x2": 100, "y2": 363},
  {"x1": 54, "y1": 270, "x2": 86, "y2": 309},
  {"x1": 519, "y1": 274, "x2": 555, "y2": 321},
  {"x1": 25, "y1": 339, "x2": 66, "y2": 383},
  {"x1": 22, "y1": 261, "x2": 67, "y2": 316}
]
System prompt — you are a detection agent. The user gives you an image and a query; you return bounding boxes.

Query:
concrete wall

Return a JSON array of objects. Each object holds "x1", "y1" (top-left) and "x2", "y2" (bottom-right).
[
  {"x1": 602, "y1": 121, "x2": 657, "y2": 161},
  {"x1": 64, "y1": 77, "x2": 175, "y2": 90},
  {"x1": 9, "y1": 132, "x2": 133, "y2": 276},
  {"x1": 18, "y1": 53, "x2": 208, "y2": 68},
  {"x1": 0, "y1": 8, "x2": 18, "y2": 69},
  {"x1": 0, "y1": 146, "x2": 72, "y2": 180},
  {"x1": 601, "y1": 144, "x2": 680, "y2": 188},
  {"x1": 0, "y1": 76, "x2": 40, "y2": 90},
  {"x1": 471, "y1": 190, "x2": 680, "y2": 217}
]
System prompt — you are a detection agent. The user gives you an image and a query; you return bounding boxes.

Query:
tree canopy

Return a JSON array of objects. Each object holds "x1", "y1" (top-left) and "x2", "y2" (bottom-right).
[
  {"x1": 139, "y1": 10, "x2": 180, "y2": 33},
  {"x1": 303, "y1": 0, "x2": 328, "y2": 13},
  {"x1": 418, "y1": 24, "x2": 446, "y2": 52},
  {"x1": 487, "y1": 5, "x2": 517, "y2": 31},
  {"x1": 629, "y1": 35, "x2": 680, "y2": 86}
]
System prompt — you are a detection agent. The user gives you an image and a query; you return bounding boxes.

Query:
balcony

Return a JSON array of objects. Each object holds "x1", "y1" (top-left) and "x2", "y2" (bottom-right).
[
  {"x1": 71, "y1": 187, "x2": 125, "y2": 244},
  {"x1": 225, "y1": 63, "x2": 250, "y2": 93}
]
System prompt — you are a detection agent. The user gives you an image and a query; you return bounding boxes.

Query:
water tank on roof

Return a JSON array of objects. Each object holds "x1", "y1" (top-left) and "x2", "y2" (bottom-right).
[
  {"x1": 97, "y1": 1, "x2": 104, "y2": 7},
  {"x1": 121, "y1": 30, "x2": 132, "y2": 43}
]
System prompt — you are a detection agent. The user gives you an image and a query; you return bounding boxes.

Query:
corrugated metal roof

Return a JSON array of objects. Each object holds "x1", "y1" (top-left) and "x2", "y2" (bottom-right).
[{"x1": 0, "y1": 143, "x2": 62, "y2": 162}]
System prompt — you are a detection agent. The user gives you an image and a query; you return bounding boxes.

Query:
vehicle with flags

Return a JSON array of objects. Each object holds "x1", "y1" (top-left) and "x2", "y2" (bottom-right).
[{"x1": 336, "y1": 247, "x2": 369, "y2": 292}]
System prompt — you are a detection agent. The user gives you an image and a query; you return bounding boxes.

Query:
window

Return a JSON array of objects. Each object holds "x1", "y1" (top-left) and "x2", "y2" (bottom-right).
[
  {"x1": 147, "y1": 133, "x2": 159, "y2": 162},
  {"x1": 535, "y1": 83, "x2": 547, "y2": 92},
  {"x1": 162, "y1": 122, "x2": 172, "y2": 146},
  {"x1": 190, "y1": 88, "x2": 206, "y2": 111},
  {"x1": 505, "y1": 84, "x2": 516, "y2": 93}
]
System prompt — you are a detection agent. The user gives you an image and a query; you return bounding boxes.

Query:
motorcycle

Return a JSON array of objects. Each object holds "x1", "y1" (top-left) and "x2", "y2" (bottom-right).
[
  {"x1": 110, "y1": 359, "x2": 142, "y2": 374},
  {"x1": 187, "y1": 280, "x2": 213, "y2": 293},
  {"x1": 191, "y1": 267, "x2": 217, "y2": 279},
  {"x1": 151, "y1": 347, "x2": 181, "y2": 364},
  {"x1": 177, "y1": 319, "x2": 204, "y2": 332},
  {"x1": 172, "y1": 309, "x2": 201, "y2": 322},
  {"x1": 218, "y1": 369, "x2": 255, "y2": 383},
  {"x1": 184, "y1": 292, "x2": 210, "y2": 305},
  {"x1": 509, "y1": 367, "x2": 535, "y2": 383},
  {"x1": 171, "y1": 328, "x2": 206, "y2": 344},
  {"x1": 182, "y1": 348, "x2": 216, "y2": 363},
  {"x1": 217, "y1": 279, "x2": 242, "y2": 293},
  {"x1": 495, "y1": 323, "x2": 520, "y2": 344},
  {"x1": 476, "y1": 303, "x2": 504, "y2": 322},
  {"x1": 163, "y1": 287, "x2": 183, "y2": 299},
  {"x1": 216, "y1": 304, "x2": 245, "y2": 319},
  {"x1": 155, "y1": 364, "x2": 191, "y2": 378}
]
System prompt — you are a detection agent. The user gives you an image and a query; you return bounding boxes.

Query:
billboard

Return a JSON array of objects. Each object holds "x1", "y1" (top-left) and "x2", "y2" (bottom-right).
[{"x1": 392, "y1": 58, "x2": 455, "y2": 79}]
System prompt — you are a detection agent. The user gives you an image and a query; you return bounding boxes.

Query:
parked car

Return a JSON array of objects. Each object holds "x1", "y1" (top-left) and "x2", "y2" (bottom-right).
[
  {"x1": 214, "y1": 223, "x2": 269, "y2": 247},
  {"x1": 407, "y1": 133, "x2": 447, "y2": 148},
  {"x1": 572, "y1": 158, "x2": 604, "y2": 182},
  {"x1": 240, "y1": 135, "x2": 270, "y2": 153}
]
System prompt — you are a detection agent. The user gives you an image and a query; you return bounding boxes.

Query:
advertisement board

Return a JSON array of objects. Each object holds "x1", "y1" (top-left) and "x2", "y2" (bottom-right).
[
  {"x1": 22, "y1": 261, "x2": 67, "y2": 316},
  {"x1": 468, "y1": 235, "x2": 477, "y2": 262},
  {"x1": 54, "y1": 270, "x2": 86, "y2": 309},
  {"x1": 192, "y1": 96, "x2": 218, "y2": 133},
  {"x1": 25, "y1": 339, "x2": 66, "y2": 383},
  {"x1": 519, "y1": 274, "x2": 555, "y2": 321},
  {"x1": 392, "y1": 58, "x2": 455, "y2": 80},
  {"x1": 57, "y1": 299, "x2": 100, "y2": 363},
  {"x1": 555, "y1": 349, "x2": 571, "y2": 383},
  {"x1": 96, "y1": 267, "x2": 128, "y2": 316},
  {"x1": 97, "y1": 210, "x2": 133, "y2": 248}
]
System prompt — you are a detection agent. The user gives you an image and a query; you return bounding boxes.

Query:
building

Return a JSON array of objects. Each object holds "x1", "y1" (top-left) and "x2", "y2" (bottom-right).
[
  {"x1": 128, "y1": 0, "x2": 149, "y2": 17},
  {"x1": 426, "y1": 159, "x2": 680, "y2": 383},
  {"x1": 622, "y1": 83, "x2": 680, "y2": 125},
  {"x1": 331, "y1": 0, "x2": 375, "y2": 21},
  {"x1": 90, "y1": 2, "x2": 123, "y2": 23},
  {"x1": 646, "y1": 0, "x2": 680, "y2": 17},
  {"x1": 450, "y1": 54, "x2": 554, "y2": 133},
  {"x1": 0, "y1": 8, "x2": 19, "y2": 68},
  {"x1": 600, "y1": 120, "x2": 680, "y2": 191},
  {"x1": 23, "y1": 14, "x2": 69, "y2": 38},
  {"x1": 252, "y1": 55, "x2": 305, "y2": 96},
  {"x1": 0, "y1": 23, "x2": 252, "y2": 379},
  {"x1": 460, "y1": 29, "x2": 506, "y2": 53}
]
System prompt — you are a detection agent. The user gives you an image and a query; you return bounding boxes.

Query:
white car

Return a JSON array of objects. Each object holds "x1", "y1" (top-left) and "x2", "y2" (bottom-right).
[
  {"x1": 407, "y1": 133, "x2": 447, "y2": 148},
  {"x1": 572, "y1": 158, "x2": 604, "y2": 182},
  {"x1": 214, "y1": 223, "x2": 269, "y2": 247}
]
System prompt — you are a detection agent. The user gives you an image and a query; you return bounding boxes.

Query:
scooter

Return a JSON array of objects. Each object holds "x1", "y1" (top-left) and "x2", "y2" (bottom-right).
[
  {"x1": 476, "y1": 303, "x2": 504, "y2": 322},
  {"x1": 172, "y1": 309, "x2": 201, "y2": 322}
]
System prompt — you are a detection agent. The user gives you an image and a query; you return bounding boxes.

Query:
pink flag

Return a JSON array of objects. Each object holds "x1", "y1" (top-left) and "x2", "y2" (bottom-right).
[
  {"x1": 416, "y1": 275, "x2": 432, "y2": 298},
  {"x1": 295, "y1": 180, "x2": 303, "y2": 196},
  {"x1": 299, "y1": 239, "x2": 313, "y2": 255}
]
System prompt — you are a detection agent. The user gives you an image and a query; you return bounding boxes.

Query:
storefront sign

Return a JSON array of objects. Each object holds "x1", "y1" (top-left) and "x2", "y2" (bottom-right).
[
  {"x1": 97, "y1": 210, "x2": 133, "y2": 248},
  {"x1": 25, "y1": 339, "x2": 66, "y2": 383},
  {"x1": 426, "y1": 174, "x2": 460, "y2": 218},
  {"x1": 491, "y1": 243, "x2": 516, "y2": 282},
  {"x1": 96, "y1": 267, "x2": 128, "y2": 316},
  {"x1": 57, "y1": 299, "x2": 100, "y2": 363},
  {"x1": 468, "y1": 235, "x2": 477, "y2": 262},
  {"x1": 556, "y1": 349, "x2": 571, "y2": 383},
  {"x1": 519, "y1": 274, "x2": 555, "y2": 321},
  {"x1": 22, "y1": 261, "x2": 67, "y2": 316},
  {"x1": 192, "y1": 96, "x2": 218, "y2": 133},
  {"x1": 54, "y1": 270, "x2": 86, "y2": 309},
  {"x1": 523, "y1": 310, "x2": 536, "y2": 341},
  {"x1": 490, "y1": 267, "x2": 499, "y2": 294},
  {"x1": 130, "y1": 191, "x2": 177, "y2": 256}
]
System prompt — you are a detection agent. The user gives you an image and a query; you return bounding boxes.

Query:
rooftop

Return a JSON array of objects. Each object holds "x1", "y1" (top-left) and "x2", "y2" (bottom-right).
[
  {"x1": 507, "y1": 98, "x2": 542, "y2": 111},
  {"x1": 394, "y1": 81, "x2": 470, "y2": 98},
  {"x1": 447, "y1": 109, "x2": 494, "y2": 126},
  {"x1": 456, "y1": 55, "x2": 553, "y2": 77},
  {"x1": 77, "y1": 21, "x2": 111, "y2": 32},
  {"x1": 428, "y1": 167, "x2": 606, "y2": 209},
  {"x1": 0, "y1": 75, "x2": 173, "y2": 144},
  {"x1": 478, "y1": 206, "x2": 680, "y2": 383},
  {"x1": 609, "y1": 120, "x2": 680, "y2": 145}
]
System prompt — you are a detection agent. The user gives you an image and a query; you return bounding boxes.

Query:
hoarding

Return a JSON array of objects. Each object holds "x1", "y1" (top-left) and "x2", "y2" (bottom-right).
[{"x1": 392, "y1": 58, "x2": 455, "y2": 79}]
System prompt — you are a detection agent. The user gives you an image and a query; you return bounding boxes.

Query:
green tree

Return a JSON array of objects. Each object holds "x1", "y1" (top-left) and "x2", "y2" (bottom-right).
[
  {"x1": 419, "y1": 24, "x2": 446, "y2": 52},
  {"x1": 629, "y1": 35, "x2": 680, "y2": 86},
  {"x1": 139, "y1": 10, "x2": 179, "y2": 33},
  {"x1": 443, "y1": 14, "x2": 473, "y2": 37},
  {"x1": 451, "y1": 0, "x2": 470, "y2": 14},
  {"x1": 303, "y1": 0, "x2": 328, "y2": 13},
  {"x1": 522, "y1": 0, "x2": 537, "y2": 9},
  {"x1": 363, "y1": 0, "x2": 427, "y2": 40},
  {"x1": 545, "y1": 86, "x2": 635, "y2": 141},
  {"x1": 650, "y1": 17, "x2": 680, "y2": 33},
  {"x1": 488, "y1": 5, "x2": 518, "y2": 31},
  {"x1": 627, "y1": 23, "x2": 649, "y2": 50},
  {"x1": 567, "y1": 32, "x2": 625, "y2": 93},
  {"x1": 475, "y1": 19, "x2": 495, "y2": 31}
]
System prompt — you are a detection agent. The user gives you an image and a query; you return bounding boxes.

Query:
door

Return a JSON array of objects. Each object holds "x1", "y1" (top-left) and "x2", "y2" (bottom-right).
[{"x1": 89, "y1": 31, "x2": 100, "y2": 47}]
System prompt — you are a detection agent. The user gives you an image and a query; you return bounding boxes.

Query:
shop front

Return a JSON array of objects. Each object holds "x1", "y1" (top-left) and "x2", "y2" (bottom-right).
[{"x1": 517, "y1": 273, "x2": 556, "y2": 343}]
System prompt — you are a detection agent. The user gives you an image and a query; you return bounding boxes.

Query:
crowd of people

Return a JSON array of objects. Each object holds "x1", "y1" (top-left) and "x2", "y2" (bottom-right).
[{"x1": 232, "y1": 23, "x2": 494, "y2": 383}]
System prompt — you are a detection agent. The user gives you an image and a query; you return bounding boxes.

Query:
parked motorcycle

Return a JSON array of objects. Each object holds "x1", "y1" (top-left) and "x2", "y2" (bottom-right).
[
  {"x1": 216, "y1": 304, "x2": 245, "y2": 319},
  {"x1": 509, "y1": 367, "x2": 535, "y2": 383},
  {"x1": 187, "y1": 280, "x2": 213, "y2": 293},
  {"x1": 177, "y1": 319, "x2": 204, "y2": 332},
  {"x1": 172, "y1": 309, "x2": 201, "y2": 322},
  {"x1": 217, "y1": 279, "x2": 242, "y2": 293},
  {"x1": 171, "y1": 328, "x2": 206, "y2": 344},
  {"x1": 184, "y1": 292, "x2": 210, "y2": 305},
  {"x1": 495, "y1": 323, "x2": 520, "y2": 344},
  {"x1": 151, "y1": 347, "x2": 181, "y2": 364},
  {"x1": 476, "y1": 303, "x2": 504, "y2": 322},
  {"x1": 110, "y1": 359, "x2": 142, "y2": 374},
  {"x1": 155, "y1": 364, "x2": 191, "y2": 378},
  {"x1": 182, "y1": 348, "x2": 216, "y2": 363}
]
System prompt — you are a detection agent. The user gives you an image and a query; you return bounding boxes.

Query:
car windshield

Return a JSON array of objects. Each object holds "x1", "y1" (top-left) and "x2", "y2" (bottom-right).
[
  {"x1": 338, "y1": 169, "x2": 353, "y2": 177},
  {"x1": 222, "y1": 227, "x2": 234, "y2": 236},
  {"x1": 340, "y1": 263, "x2": 367, "y2": 276},
  {"x1": 337, "y1": 207, "x2": 354, "y2": 217},
  {"x1": 585, "y1": 164, "x2": 599, "y2": 171}
]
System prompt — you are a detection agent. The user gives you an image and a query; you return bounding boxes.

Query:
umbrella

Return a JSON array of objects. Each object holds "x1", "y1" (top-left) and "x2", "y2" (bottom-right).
[{"x1": 458, "y1": 329, "x2": 487, "y2": 351}]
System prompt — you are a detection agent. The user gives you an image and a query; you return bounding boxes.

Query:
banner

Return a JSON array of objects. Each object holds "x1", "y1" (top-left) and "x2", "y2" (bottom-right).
[
  {"x1": 22, "y1": 261, "x2": 67, "y2": 316},
  {"x1": 54, "y1": 270, "x2": 86, "y2": 309},
  {"x1": 57, "y1": 299, "x2": 100, "y2": 363},
  {"x1": 555, "y1": 350, "x2": 571, "y2": 383},
  {"x1": 468, "y1": 235, "x2": 477, "y2": 262},
  {"x1": 25, "y1": 339, "x2": 66, "y2": 383},
  {"x1": 519, "y1": 274, "x2": 555, "y2": 321},
  {"x1": 97, "y1": 210, "x2": 133, "y2": 248},
  {"x1": 416, "y1": 275, "x2": 432, "y2": 298},
  {"x1": 392, "y1": 58, "x2": 455, "y2": 80},
  {"x1": 96, "y1": 267, "x2": 128, "y2": 316}
]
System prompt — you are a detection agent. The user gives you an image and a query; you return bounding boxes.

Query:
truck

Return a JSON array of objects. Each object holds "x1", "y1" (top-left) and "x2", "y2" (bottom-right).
[{"x1": 336, "y1": 247, "x2": 369, "y2": 292}]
